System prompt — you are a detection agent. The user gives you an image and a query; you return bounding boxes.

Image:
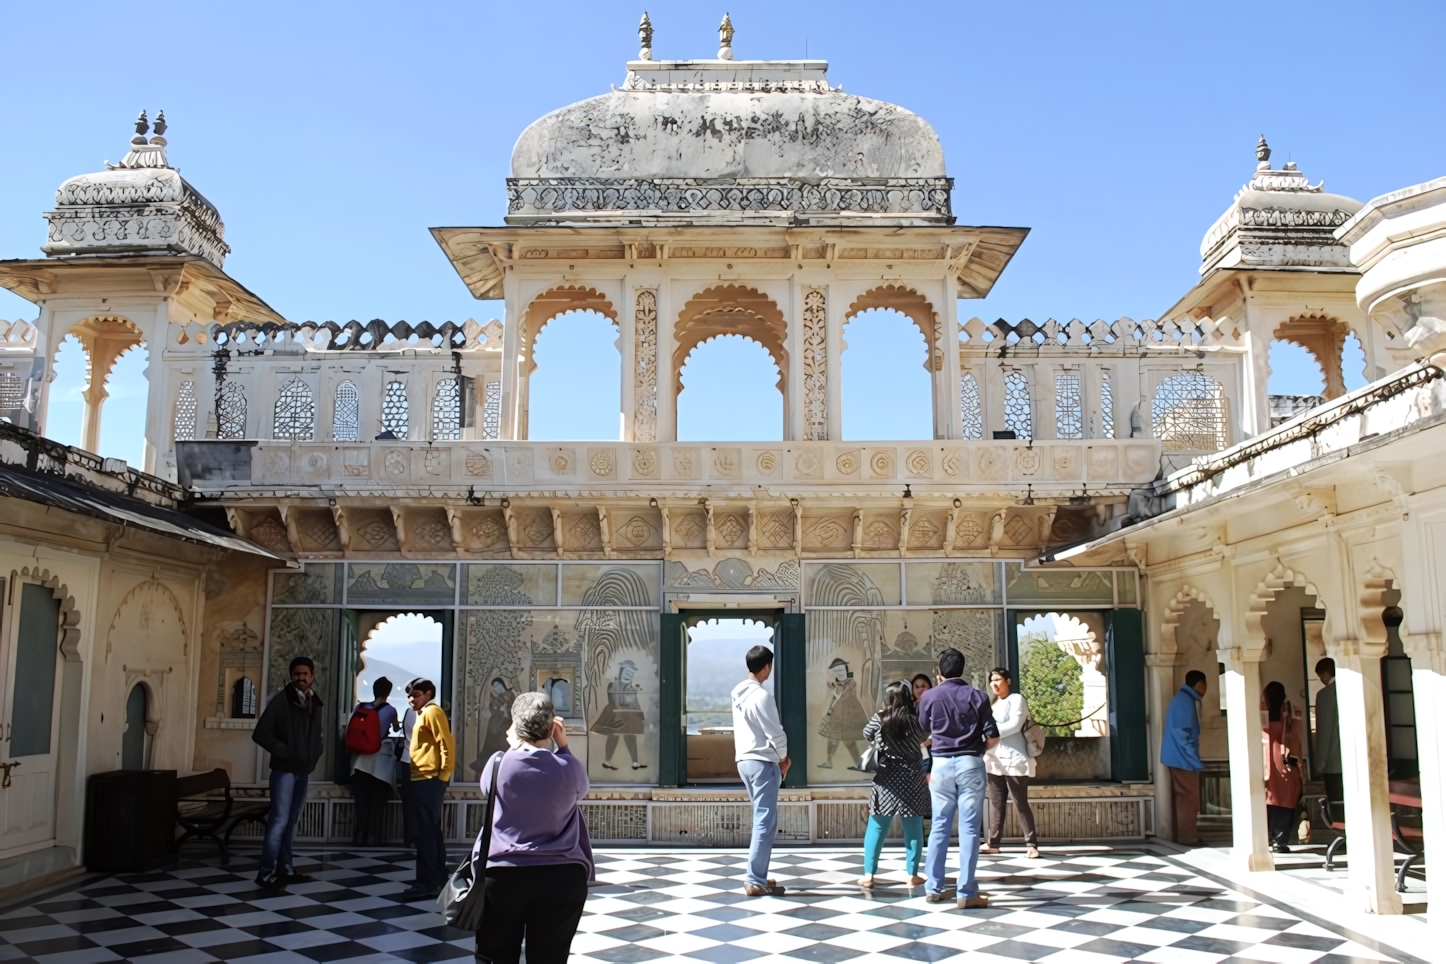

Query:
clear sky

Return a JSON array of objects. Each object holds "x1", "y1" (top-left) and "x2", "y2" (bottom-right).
[{"x1": 4, "y1": 1, "x2": 1441, "y2": 462}]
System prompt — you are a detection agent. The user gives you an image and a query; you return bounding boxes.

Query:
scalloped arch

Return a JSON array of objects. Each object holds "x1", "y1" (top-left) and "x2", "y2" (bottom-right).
[
  {"x1": 16, "y1": 566, "x2": 82, "y2": 660},
  {"x1": 1160, "y1": 585, "x2": 1220, "y2": 655},
  {"x1": 522, "y1": 286, "x2": 618, "y2": 372},
  {"x1": 1244, "y1": 562, "x2": 1321, "y2": 642},
  {"x1": 845, "y1": 285, "x2": 940, "y2": 372},
  {"x1": 673, "y1": 286, "x2": 788, "y2": 397}
]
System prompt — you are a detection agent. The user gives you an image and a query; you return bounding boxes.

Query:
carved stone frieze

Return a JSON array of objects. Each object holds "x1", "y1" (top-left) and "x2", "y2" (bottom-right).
[
  {"x1": 633, "y1": 290, "x2": 658, "y2": 443},
  {"x1": 802, "y1": 288, "x2": 828, "y2": 441}
]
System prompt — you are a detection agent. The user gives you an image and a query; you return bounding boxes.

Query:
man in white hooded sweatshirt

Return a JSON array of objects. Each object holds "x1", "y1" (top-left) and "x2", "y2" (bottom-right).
[{"x1": 732, "y1": 645, "x2": 791, "y2": 896}]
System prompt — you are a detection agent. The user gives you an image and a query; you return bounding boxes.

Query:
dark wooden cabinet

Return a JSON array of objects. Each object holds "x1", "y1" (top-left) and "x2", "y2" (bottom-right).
[{"x1": 85, "y1": 769, "x2": 178, "y2": 872}]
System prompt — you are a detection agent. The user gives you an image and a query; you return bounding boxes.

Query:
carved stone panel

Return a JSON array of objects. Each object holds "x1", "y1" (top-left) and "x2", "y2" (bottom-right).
[
  {"x1": 633, "y1": 289, "x2": 658, "y2": 442},
  {"x1": 802, "y1": 288, "x2": 828, "y2": 440}
]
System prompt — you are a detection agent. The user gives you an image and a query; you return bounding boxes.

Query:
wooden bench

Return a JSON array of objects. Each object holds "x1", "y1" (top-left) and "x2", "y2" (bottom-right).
[{"x1": 176, "y1": 768, "x2": 270, "y2": 864}]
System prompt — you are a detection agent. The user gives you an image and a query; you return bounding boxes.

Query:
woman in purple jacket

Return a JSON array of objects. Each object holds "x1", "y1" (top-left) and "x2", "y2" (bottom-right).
[{"x1": 475, "y1": 692, "x2": 593, "y2": 964}]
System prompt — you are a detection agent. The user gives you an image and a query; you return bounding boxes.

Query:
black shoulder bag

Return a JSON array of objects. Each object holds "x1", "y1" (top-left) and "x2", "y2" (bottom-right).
[{"x1": 437, "y1": 751, "x2": 502, "y2": 930}]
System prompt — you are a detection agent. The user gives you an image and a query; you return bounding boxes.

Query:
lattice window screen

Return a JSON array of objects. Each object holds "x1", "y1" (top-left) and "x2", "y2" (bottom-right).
[
  {"x1": 959, "y1": 372, "x2": 983, "y2": 440},
  {"x1": 1003, "y1": 371, "x2": 1032, "y2": 439},
  {"x1": 217, "y1": 382, "x2": 247, "y2": 440},
  {"x1": 1055, "y1": 372, "x2": 1083, "y2": 439},
  {"x1": 432, "y1": 377, "x2": 461, "y2": 440},
  {"x1": 333, "y1": 381, "x2": 360, "y2": 441},
  {"x1": 173, "y1": 380, "x2": 197, "y2": 441},
  {"x1": 1100, "y1": 371, "x2": 1115, "y2": 438},
  {"x1": 272, "y1": 378, "x2": 316, "y2": 440},
  {"x1": 382, "y1": 381, "x2": 409, "y2": 438},
  {"x1": 482, "y1": 380, "x2": 501, "y2": 440},
  {"x1": 1152, "y1": 371, "x2": 1226, "y2": 451}
]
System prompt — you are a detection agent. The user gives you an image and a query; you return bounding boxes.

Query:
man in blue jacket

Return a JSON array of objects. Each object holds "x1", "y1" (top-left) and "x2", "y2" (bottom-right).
[{"x1": 1160, "y1": 670, "x2": 1207, "y2": 845}]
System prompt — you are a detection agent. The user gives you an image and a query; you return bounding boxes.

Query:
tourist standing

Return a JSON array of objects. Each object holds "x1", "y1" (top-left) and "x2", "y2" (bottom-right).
[
  {"x1": 731, "y1": 644, "x2": 790, "y2": 896},
  {"x1": 858, "y1": 680, "x2": 930, "y2": 889},
  {"x1": 911, "y1": 674, "x2": 934, "y2": 775},
  {"x1": 402, "y1": 679, "x2": 455, "y2": 900},
  {"x1": 398, "y1": 678, "x2": 420, "y2": 847},
  {"x1": 1262, "y1": 680, "x2": 1304, "y2": 853},
  {"x1": 251, "y1": 656, "x2": 324, "y2": 891},
  {"x1": 474, "y1": 693, "x2": 593, "y2": 964},
  {"x1": 1313, "y1": 658, "x2": 1342, "y2": 811},
  {"x1": 1160, "y1": 670, "x2": 1207, "y2": 846},
  {"x1": 917, "y1": 648, "x2": 998, "y2": 908},
  {"x1": 348, "y1": 677, "x2": 399, "y2": 847},
  {"x1": 983, "y1": 668, "x2": 1039, "y2": 859}
]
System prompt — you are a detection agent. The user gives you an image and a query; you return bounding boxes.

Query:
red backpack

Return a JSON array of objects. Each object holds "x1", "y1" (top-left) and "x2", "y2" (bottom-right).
[{"x1": 345, "y1": 704, "x2": 383, "y2": 755}]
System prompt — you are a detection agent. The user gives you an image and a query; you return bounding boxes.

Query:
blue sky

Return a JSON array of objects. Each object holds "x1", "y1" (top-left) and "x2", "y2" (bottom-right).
[{"x1": 4, "y1": 1, "x2": 1441, "y2": 460}]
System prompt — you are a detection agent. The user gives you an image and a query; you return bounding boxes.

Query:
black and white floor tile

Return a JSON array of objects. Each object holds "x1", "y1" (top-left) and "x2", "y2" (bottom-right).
[{"x1": 0, "y1": 847, "x2": 1418, "y2": 963}]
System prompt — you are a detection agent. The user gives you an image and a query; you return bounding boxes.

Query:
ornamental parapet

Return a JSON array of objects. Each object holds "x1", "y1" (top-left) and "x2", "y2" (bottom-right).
[{"x1": 178, "y1": 437, "x2": 1163, "y2": 497}]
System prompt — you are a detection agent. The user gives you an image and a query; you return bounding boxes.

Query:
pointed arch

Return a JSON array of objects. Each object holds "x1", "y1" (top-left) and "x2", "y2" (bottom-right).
[
  {"x1": 332, "y1": 380, "x2": 360, "y2": 441},
  {"x1": 272, "y1": 378, "x2": 315, "y2": 440}
]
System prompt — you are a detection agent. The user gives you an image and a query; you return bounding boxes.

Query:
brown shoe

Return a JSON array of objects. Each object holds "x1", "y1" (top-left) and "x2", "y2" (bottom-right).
[
  {"x1": 958, "y1": 895, "x2": 990, "y2": 909},
  {"x1": 743, "y1": 883, "x2": 786, "y2": 896}
]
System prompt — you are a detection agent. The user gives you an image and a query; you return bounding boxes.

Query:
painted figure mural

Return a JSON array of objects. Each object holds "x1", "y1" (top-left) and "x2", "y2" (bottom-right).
[
  {"x1": 818, "y1": 657, "x2": 868, "y2": 769},
  {"x1": 474, "y1": 677, "x2": 518, "y2": 767},
  {"x1": 591, "y1": 659, "x2": 647, "y2": 771}
]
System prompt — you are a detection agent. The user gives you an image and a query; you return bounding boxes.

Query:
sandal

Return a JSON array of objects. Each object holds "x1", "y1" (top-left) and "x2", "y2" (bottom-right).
[
  {"x1": 981, "y1": 846, "x2": 1001, "y2": 855},
  {"x1": 1026, "y1": 846, "x2": 1040, "y2": 859},
  {"x1": 907, "y1": 875, "x2": 926, "y2": 887},
  {"x1": 857, "y1": 874, "x2": 875, "y2": 888}
]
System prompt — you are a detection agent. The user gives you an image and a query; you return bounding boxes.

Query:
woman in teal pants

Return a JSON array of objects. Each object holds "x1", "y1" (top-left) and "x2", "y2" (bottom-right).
[{"x1": 859, "y1": 680, "x2": 931, "y2": 888}]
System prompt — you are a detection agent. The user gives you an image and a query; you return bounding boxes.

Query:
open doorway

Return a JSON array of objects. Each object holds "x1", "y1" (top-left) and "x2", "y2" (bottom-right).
[
  {"x1": 356, "y1": 612, "x2": 444, "y2": 722},
  {"x1": 685, "y1": 617, "x2": 776, "y2": 783}
]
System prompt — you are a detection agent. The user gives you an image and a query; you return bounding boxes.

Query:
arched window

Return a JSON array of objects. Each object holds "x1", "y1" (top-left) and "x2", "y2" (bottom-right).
[
  {"x1": 432, "y1": 377, "x2": 462, "y2": 440},
  {"x1": 382, "y1": 381, "x2": 409, "y2": 438},
  {"x1": 959, "y1": 372, "x2": 983, "y2": 440},
  {"x1": 333, "y1": 381, "x2": 360, "y2": 441},
  {"x1": 1055, "y1": 371, "x2": 1082, "y2": 440},
  {"x1": 1099, "y1": 371, "x2": 1115, "y2": 439},
  {"x1": 217, "y1": 382, "x2": 247, "y2": 440},
  {"x1": 173, "y1": 380, "x2": 197, "y2": 442},
  {"x1": 273, "y1": 378, "x2": 315, "y2": 440},
  {"x1": 1003, "y1": 371, "x2": 1032, "y2": 439},
  {"x1": 1153, "y1": 371, "x2": 1226, "y2": 451},
  {"x1": 678, "y1": 335, "x2": 783, "y2": 440},
  {"x1": 842, "y1": 309, "x2": 931, "y2": 440},
  {"x1": 529, "y1": 312, "x2": 621, "y2": 440},
  {"x1": 122, "y1": 683, "x2": 152, "y2": 770}
]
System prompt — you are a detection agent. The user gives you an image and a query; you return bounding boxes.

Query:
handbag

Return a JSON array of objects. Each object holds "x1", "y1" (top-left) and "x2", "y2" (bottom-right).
[
  {"x1": 859, "y1": 740, "x2": 879, "y2": 773},
  {"x1": 437, "y1": 751, "x2": 502, "y2": 930}
]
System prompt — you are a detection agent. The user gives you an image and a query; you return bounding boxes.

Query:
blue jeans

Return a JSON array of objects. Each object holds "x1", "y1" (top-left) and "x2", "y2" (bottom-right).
[
  {"x1": 737, "y1": 759, "x2": 781, "y2": 888},
  {"x1": 863, "y1": 814, "x2": 924, "y2": 876},
  {"x1": 259, "y1": 770, "x2": 309, "y2": 880},
  {"x1": 925, "y1": 754, "x2": 987, "y2": 897}
]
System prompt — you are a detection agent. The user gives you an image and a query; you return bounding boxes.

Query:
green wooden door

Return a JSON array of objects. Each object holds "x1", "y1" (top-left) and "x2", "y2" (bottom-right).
[
  {"x1": 1108, "y1": 608, "x2": 1148, "y2": 783},
  {"x1": 658, "y1": 613, "x2": 686, "y2": 787},
  {"x1": 776, "y1": 613, "x2": 808, "y2": 788}
]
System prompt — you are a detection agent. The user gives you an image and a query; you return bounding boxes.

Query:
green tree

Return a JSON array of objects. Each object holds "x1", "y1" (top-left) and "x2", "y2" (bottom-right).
[{"x1": 1020, "y1": 633, "x2": 1083, "y2": 737}]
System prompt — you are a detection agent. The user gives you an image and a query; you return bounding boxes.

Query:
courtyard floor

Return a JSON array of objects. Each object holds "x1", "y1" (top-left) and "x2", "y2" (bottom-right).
[{"x1": 0, "y1": 845, "x2": 1426, "y2": 964}]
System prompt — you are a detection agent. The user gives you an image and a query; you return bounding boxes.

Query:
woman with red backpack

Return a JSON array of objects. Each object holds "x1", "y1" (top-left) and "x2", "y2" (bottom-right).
[{"x1": 347, "y1": 677, "x2": 399, "y2": 846}]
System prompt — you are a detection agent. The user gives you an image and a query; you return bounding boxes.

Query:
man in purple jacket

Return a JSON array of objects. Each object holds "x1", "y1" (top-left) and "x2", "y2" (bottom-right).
[
  {"x1": 917, "y1": 648, "x2": 998, "y2": 908},
  {"x1": 475, "y1": 692, "x2": 593, "y2": 964}
]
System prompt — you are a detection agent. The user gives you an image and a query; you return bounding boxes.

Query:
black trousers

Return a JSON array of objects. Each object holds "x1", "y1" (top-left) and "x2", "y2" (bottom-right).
[
  {"x1": 412, "y1": 777, "x2": 449, "y2": 888},
  {"x1": 350, "y1": 771, "x2": 393, "y2": 846},
  {"x1": 986, "y1": 772, "x2": 1038, "y2": 846},
  {"x1": 1267, "y1": 804, "x2": 1297, "y2": 844},
  {"x1": 475, "y1": 863, "x2": 588, "y2": 964}
]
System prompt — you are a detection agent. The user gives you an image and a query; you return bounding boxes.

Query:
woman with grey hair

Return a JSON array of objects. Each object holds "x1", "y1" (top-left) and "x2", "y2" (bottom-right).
[{"x1": 474, "y1": 691, "x2": 593, "y2": 964}]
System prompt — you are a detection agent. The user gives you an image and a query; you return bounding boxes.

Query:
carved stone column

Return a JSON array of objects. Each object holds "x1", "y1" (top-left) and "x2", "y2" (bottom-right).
[
  {"x1": 632, "y1": 289, "x2": 659, "y2": 443},
  {"x1": 1329, "y1": 640, "x2": 1403, "y2": 914},
  {"x1": 1219, "y1": 647, "x2": 1272, "y2": 871},
  {"x1": 801, "y1": 287, "x2": 829, "y2": 441},
  {"x1": 1146, "y1": 652, "x2": 1186, "y2": 840},
  {"x1": 1402, "y1": 635, "x2": 1446, "y2": 917}
]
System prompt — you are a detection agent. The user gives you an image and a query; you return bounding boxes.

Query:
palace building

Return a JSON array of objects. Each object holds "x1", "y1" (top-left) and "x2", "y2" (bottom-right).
[{"x1": 0, "y1": 18, "x2": 1441, "y2": 922}]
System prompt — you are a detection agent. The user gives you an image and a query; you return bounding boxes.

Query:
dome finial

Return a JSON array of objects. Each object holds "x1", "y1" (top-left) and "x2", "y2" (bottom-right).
[
  {"x1": 638, "y1": 11, "x2": 653, "y2": 60},
  {"x1": 718, "y1": 12, "x2": 734, "y2": 60},
  {"x1": 1256, "y1": 134, "x2": 1272, "y2": 170},
  {"x1": 134, "y1": 110, "x2": 149, "y2": 138},
  {"x1": 152, "y1": 110, "x2": 167, "y2": 139}
]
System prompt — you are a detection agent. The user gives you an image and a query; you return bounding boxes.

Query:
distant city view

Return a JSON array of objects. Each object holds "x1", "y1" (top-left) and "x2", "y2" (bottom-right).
[{"x1": 687, "y1": 619, "x2": 774, "y2": 735}]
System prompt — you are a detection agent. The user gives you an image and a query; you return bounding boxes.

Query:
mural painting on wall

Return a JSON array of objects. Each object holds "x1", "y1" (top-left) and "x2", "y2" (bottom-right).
[
  {"x1": 455, "y1": 564, "x2": 660, "y2": 783},
  {"x1": 349, "y1": 563, "x2": 456, "y2": 605},
  {"x1": 807, "y1": 562, "x2": 1004, "y2": 783}
]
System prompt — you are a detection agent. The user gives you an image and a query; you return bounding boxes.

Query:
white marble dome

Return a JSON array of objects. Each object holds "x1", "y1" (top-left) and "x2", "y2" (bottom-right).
[{"x1": 505, "y1": 60, "x2": 953, "y2": 225}]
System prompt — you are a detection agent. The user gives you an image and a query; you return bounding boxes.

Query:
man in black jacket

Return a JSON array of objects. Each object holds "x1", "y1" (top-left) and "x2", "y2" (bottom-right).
[{"x1": 251, "y1": 656, "x2": 324, "y2": 890}]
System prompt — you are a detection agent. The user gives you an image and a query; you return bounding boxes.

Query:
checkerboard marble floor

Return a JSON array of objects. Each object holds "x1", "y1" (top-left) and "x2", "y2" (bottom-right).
[{"x1": 0, "y1": 846, "x2": 1419, "y2": 964}]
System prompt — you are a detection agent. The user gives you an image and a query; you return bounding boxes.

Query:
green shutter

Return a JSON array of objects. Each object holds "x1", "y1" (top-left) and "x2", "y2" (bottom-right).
[
  {"x1": 334, "y1": 609, "x2": 360, "y2": 783},
  {"x1": 777, "y1": 613, "x2": 808, "y2": 788},
  {"x1": 658, "y1": 613, "x2": 686, "y2": 787},
  {"x1": 1108, "y1": 608, "x2": 1148, "y2": 783}
]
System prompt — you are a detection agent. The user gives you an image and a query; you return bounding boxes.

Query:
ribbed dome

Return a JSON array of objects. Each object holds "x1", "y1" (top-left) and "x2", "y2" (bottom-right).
[{"x1": 505, "y1": 60, "x2": 952, "y2": 226}]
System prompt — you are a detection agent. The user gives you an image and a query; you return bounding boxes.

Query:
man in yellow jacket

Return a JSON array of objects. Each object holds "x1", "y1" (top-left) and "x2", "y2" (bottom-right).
[{"x1": 401, "y1": 679, "x2": 455, "y2": 900}]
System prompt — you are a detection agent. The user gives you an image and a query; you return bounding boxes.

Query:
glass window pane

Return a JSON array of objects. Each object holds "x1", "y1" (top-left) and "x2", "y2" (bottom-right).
[
  {"x1": 906, "y1": 562, "x2": 999, "y2": 606},
  {"x1": 806, "y1": 562, "x2": 901, "y2": 607},
  {"x1": 346, "y1": 563, "x2": 456, "y2": 605},
  {"x1": 1014, "y1": 610, "x2": 1108, "y2": 738},
  {"x1": 1385, "y1": 658, "x2": 1413, "y2": 692},
  {"x1": 272, "y1": 564, "x2": 342, "y2": 605},
  {"x1": 1115, "y1": 571, "x2": 1137, "y2": 606},
  {"x1": 559, "y1": 564, "x2": 660, "y2": 607},
  {"x1": 1004, "y1": 563, "x2": 1114, "y2": 607},
  {"x1": 1390, "y1": 727, "x2": 1418, "y2": 759},
  {"x1": 1388, "y1": 692, "x2": 1416, "y2": 726},
  {"x1": 11, "y1": 584, "x2": 60, "y2": 757},
  {"x1": 464, "y1": 564, "x2": 557, "y2": 606}
]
